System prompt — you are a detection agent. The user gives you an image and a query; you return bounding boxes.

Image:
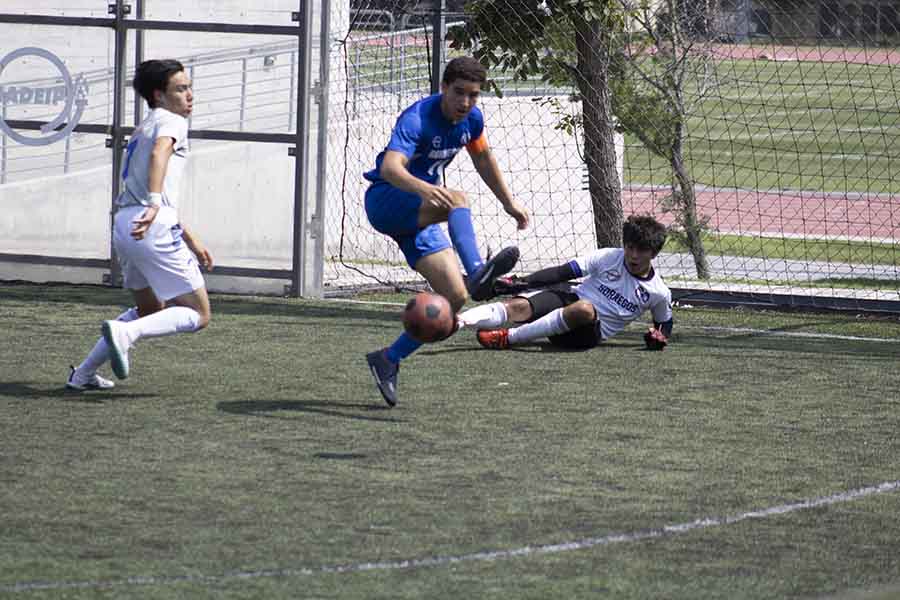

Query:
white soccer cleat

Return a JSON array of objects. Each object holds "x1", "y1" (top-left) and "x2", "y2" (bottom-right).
[
  {"x1": 101, "y1": 320, "x2": 131, "y2": 380},
  {"x1": 65, "y1": 366, "x2": 115, "y2": 391}
]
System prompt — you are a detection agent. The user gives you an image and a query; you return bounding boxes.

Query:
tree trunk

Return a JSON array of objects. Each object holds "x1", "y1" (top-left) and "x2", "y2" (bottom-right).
[
  {"x1": 573, "y1": 16, "x2": 623, "y2": 248},
  {"x1": 671, "y1": 144, "x2": 710, "y2": 279}
]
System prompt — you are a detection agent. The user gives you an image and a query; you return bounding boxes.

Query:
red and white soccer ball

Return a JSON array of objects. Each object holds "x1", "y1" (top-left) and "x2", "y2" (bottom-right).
[{"x1": 402, "y1": 291, "x2": 455, "y2": 343}]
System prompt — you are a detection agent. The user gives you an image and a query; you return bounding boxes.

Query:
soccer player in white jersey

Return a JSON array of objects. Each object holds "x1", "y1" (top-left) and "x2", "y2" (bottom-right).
[
  {"x1": 66, "y1": 59, "x2": 212, "y2": 390},
  {"x1": 457, "y1": 215, "x2": 673, "y2": 351}
]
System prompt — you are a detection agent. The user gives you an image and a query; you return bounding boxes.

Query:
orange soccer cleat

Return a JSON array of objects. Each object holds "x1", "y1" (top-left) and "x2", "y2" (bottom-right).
[{"x1": 476, "y1": 328, "x2": 510, "y2": 349}]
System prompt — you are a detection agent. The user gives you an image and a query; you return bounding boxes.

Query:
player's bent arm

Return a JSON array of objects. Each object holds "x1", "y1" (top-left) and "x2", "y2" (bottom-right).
[
  {"x1": 467, "y1": 145, "x2": 514, "y2": 206},
  {"x1": 379, "y1": 150, "x2": 435, "y2": 197},
  {"x1": 180, "y1": 224, "x2": 214, "y2": 271},
  {"x1": 467, "y1": 145, "x2": 529, "y2": 229},
  {"x1": 147, "y1": 136, "x2": 176, "y2": 195}
]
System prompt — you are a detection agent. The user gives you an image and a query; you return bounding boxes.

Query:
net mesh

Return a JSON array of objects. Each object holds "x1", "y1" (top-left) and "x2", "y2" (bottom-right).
[{"x1": 322, "y1": 0, "x2": 900, "y2": 304}]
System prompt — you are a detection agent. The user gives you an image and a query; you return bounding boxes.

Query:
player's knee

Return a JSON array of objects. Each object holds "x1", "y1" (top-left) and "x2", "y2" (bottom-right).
[
  {"x1": 564, "y1": 301, "x2": 595, "y2": 326},
  {"x1": 137, "y1": 302, "x2": 164, "y2": 317},
  {"x1": 447, "y1": 291, "x2": 467, "y2": 313},
  {"x1": 449, "y1": 190, "x2": 469, "y2": 209},
  {"x1": 195, "y1": 311, "x2": 211, "y2": 330},
  {"x1": 506, "y1": 298, "x2": 533, "y2": 323}
]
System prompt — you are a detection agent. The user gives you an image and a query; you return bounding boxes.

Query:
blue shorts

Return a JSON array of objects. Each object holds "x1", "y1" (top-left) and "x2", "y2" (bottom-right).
[{"x1": 364, "y1": 182, "x2": 451, "y2": 268}]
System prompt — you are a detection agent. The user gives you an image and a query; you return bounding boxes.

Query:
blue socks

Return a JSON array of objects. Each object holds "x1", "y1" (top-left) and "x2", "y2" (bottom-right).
[
  {"x1": 382, "y1": 208, "x2": 481, "y2": 364},
  {"x1": 386, "y1": 332, "x2": 422, "y2": 364},
  {"x1": 447, "y1": 207, "x2": 483, "y2": 277}
]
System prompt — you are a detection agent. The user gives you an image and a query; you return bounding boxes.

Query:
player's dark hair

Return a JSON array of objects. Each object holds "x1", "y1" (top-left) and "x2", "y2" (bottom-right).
[
  {"x1": 133, "y1": 59, "x2": 185, "y2": 108},
  {"x1": 441, "y1": 56, "x2": 487, "y2": 86},
  {"x1": 622, "y1": 214, "x2": 667, "y2": 255}
]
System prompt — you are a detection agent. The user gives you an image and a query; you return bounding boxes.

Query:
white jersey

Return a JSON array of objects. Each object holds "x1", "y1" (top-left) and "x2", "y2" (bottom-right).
[
  {"x1": 572, "y1": 248, "x2": 672, "y2": 340},
  {"x1": 117, "y1": 107, "x2": 189, "y2": 210}
]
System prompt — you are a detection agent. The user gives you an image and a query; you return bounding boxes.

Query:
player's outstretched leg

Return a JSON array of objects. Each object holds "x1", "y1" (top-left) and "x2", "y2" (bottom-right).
[
  {"x1": 476, "y1": 328, "x2": 510, "y2": 349},
  {"x1": 65, "y1": 365, "x2": 115, "y2": 391},
  {"x1": 467, "y1": 246, "x2": 520, "y2": 301},
  {"x1": 366, "y1": 349, "x2": 400, "y2": 407}
]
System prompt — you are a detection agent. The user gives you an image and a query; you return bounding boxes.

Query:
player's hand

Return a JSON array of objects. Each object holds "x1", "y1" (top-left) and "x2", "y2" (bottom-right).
[
  {"x1": 189, "y1": 242, "x2": 214, "y2": 271},
  {"x1": 131, "y1": 205, "x2": 160, "y2": 240},
  {"x1": 505, "y1": 199, "x2": 529, "y2": 230},
  {"x1": 643, "y1": 327, "x2": 668, "y2": 351},
  {"x1": 421, "y1": 186, "x2": 459, "y2": 212}
]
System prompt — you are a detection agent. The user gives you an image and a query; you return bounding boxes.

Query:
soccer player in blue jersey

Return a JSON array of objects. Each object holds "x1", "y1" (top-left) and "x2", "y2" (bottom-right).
[
  {"x1": 66, "y1": 59, "x2": 212, "y2": 390},
  {"x1": 364, "y1": 56, "x2": 530, "y2": 407}
]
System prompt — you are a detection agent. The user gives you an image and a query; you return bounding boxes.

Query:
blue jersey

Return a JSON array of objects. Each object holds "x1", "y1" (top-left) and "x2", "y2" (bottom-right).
[{"x1": 364, "y1": 94, "x2": 485, "y2": 186}]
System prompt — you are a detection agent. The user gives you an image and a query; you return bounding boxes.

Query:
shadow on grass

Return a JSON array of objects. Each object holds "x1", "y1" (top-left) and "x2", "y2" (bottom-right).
[
  {"x1": 416, "y1": 341, "x2": 612, "y2": 356},
  {"x1": 0, "y1": 282, "x2": 400, "y2": 324},
  {"x1": 0, "y1": 381, "x2": 158, "y2": 402},
  {"x1": 216, "y1": 399, "x2": 403, "y2": 423}
]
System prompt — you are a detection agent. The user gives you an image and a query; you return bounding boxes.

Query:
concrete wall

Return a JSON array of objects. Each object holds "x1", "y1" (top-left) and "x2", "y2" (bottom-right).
[{"x1": 1, "y1": 1, "x2": 612, "y2": 294}]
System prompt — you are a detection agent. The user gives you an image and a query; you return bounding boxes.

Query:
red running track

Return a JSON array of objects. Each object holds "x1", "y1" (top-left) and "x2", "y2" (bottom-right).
[{"x1": 623, "y1": 186, "x2": 900, "y2": 241}]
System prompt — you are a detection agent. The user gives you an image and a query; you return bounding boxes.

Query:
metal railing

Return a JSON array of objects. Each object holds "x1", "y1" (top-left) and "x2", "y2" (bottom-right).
[{"x1": 0, "y1": 0, "x2": 322, "y2": 296}]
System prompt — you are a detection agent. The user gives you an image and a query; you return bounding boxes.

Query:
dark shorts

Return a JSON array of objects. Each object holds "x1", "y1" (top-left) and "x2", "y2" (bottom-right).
[
  {"x1": 364, "y1": 182, "x2": 452, "y2": 269},
  {"x1": 523, "y1": 288, "x2": 602, "y2": 350}
]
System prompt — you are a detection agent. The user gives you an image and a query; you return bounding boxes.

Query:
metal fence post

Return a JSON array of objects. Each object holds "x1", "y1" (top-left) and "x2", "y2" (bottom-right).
[
  {"x1": 1, "y1": 99, "x2": 7, "y2": 184},
  {"x1": 240, "y1": 57, "x2": 248, "y2": 131},
  {"x1": 430, "y1": 0, "x2": 445, "y2": 95},
  {"x1": 187, "y1": 64, "x2": 194, "y2": 149},
  {"x1": 291, "y1": 0, "x2": 314, "y2": 297},
  {"x1": 310, "y1": 0, "x2": 333, "y2": 295},
  {"x1": 289, "y1": 49, "x2": 296, "y2": 131},
  {"x1": 64, "y1": 133, "x2": 71, "y2": 174},
  {"x1": 134, "y1": 0, "x2": 145, "y2": 126},
  {"x1": 108, "y1": 0, "x2": 129, "y2": 288},
  {"x1": 353, "y1": 43, "x2": 360, "y2": 119}
]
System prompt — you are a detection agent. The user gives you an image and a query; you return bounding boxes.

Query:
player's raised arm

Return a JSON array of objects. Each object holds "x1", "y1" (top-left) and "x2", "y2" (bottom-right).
[
  {"x1": 379, "y1": 150, "x2": 430, "y2": 197},
  {"x1": 466, "y1": 136, "x2": 529, "y2": 230}
]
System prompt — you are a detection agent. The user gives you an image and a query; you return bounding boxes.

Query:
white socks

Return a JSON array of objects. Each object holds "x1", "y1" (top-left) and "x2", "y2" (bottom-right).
[
  {"x1": 120, "y1": 306, "x2": 201, "y2": 344},
  {"x1": 508, "y1": 307, "x2": 571, "y2": 345},
  {"x1": 75, "y1": 306, "x2": 201, "y2": 380},
  {"x1": 76, "y1": 307, "x2": 140, "y2": 378},
  {"x1": 458, "y1": 302, "x2": 508, "y2": 329}
]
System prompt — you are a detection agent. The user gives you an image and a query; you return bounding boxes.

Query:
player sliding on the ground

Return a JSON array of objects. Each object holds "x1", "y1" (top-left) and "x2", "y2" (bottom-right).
[
  {"x1": 363, "y1": 56, "x2": 530, "y2": 407},
  {"x1": 458, "y1": 215, "x2": 673, "y2": 352},
  {"x1": 66, "y1": 59, "x2": 212, "y2": 391}
]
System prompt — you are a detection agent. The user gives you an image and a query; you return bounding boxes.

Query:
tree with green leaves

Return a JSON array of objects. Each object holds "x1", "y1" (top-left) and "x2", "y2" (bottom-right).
[
  {"x1": 615, "y1": 0, "x2": 711, "y2": 278},
  {"x1": 449, "y1": 0, "x2": 712, "y2": 278},
  {"x1": 448, "y1": 0, "x2": 627, "y2": 248}
]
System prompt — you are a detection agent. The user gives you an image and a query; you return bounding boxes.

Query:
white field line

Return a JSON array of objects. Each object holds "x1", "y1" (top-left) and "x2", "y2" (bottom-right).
[
  {"x1": 3, "y1": 480, "x2": 899, "y2": 593},
  {"x1": 677, "y1": 323, "x2": 900, "y2": 343},
  {"x1": 334, "y1": 299, "x2": 900, "y2": 344}
]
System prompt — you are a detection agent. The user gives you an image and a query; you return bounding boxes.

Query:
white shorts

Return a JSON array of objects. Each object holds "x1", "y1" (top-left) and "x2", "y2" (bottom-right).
[{"x1": 113, "y1": 205, "x2": 205, "y2": 301}]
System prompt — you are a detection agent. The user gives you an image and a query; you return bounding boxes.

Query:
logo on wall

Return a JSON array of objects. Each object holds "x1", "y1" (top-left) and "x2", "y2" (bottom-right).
[{"x1": 0, "y1": 47, "x2": 88, "y2": 146}]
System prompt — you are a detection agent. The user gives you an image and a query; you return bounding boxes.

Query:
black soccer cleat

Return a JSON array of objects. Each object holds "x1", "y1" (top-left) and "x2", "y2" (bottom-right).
[
  {"x1": 467, "y1": 246, "x2": 520, "y2": 302},
  {"x1": 366, "y1": 349, "x2": 399, "y2": 407}
]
